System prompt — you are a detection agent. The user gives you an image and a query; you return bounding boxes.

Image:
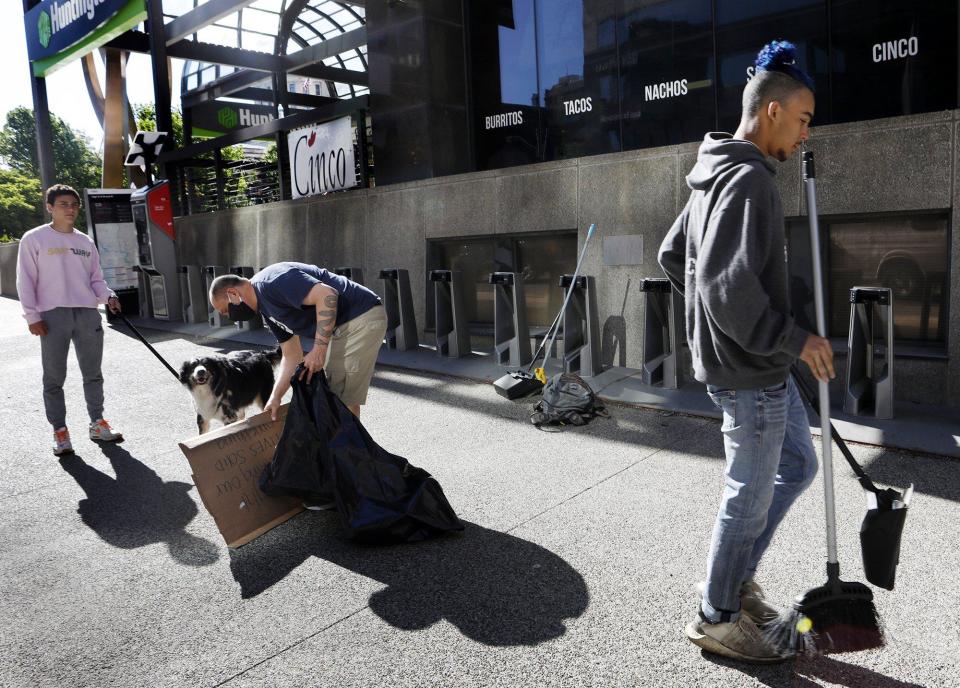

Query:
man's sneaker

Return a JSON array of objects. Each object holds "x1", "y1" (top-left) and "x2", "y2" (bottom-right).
[
  {"x1": 695, "y1": 580, "x2": 781, "y2": 625},
  {"x1": 89, "y1": 419, "x2": 123, "y2": 442},
  {"x1": 685, "y1": 612, "x2": 791, "y2": 663},
  {"x1": 740, "y1": 580, "x2": 781, "y2": 625},
  {"x1": 53, "y1": 427, "x2": 73, "y2": 456}
]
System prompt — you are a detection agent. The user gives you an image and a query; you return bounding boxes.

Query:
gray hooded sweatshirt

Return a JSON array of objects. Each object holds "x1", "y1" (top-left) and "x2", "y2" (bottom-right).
[{"x1": 658, "y1": 132, "x2": 809, "y2": 390}]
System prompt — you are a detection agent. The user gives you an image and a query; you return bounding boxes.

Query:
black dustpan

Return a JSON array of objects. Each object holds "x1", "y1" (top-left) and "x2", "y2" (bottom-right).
[
  {"x1": 860, "y1": 484, "x2": 910, "y2": 590},
  {"x1": 791, "y1": 366, "x2": 911, "y2": 591}
]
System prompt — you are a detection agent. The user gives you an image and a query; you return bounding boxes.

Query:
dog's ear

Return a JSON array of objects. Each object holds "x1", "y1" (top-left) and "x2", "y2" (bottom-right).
[{"x1": 178, "y1": 360, "x2": 191, "y2": 383}]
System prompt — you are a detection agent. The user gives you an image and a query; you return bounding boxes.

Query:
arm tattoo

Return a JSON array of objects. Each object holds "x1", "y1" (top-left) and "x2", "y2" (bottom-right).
[{"x1": 315, "y1": 292, "x2": 338, "y2": 347}]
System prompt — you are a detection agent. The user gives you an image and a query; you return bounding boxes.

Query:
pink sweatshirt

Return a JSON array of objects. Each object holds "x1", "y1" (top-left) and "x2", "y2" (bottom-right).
[{"x1": 16, "y1": 224, "x2": 115, "y2": 324}]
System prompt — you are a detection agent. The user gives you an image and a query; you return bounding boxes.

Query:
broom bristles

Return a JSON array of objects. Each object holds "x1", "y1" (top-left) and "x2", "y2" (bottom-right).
[{"x1": 762, "y1": 582, "x2": 885, "y2": 655}]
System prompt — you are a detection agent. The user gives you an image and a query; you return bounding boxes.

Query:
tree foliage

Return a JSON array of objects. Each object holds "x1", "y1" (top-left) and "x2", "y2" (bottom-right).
[
  {"x1": 132, "y1": 102, "x2": 184, "y2": 149},
  {"x1": 0, "y1": 107, "x2": 102, "y2": 237},
  {"x1": 0, "y1": 169, "x2": 43, "y2": 241}
]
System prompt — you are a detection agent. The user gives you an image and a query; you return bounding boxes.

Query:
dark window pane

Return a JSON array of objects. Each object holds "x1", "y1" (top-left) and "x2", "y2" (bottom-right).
[
  {"x1": 831, "y1": 0, "x2": 957, "y2": 123},
  {"x1": 619, "y1": 0, "x2": 715, "y2": 149},
  {"x1": 539, "y1": 1, "x2": 621, "y2": 159},
  {"x1": 715, "y1": 1, "x2": 829, "y2": 132},
  {"x1": 433, "y1": 239, "x2": 498, "y2": 324},
  {"x1": 786, "y1": 218, "x2": 819, "y2": 335},
  {"x1": 429, "y1": 233, "x2": 577, "y2": 328},
  {"x1": 469, "y1": 0, "x2": 541, "y2": 170},
  {"x1": 516, "y1": 233, "x2": 578, "y2": 327},
  {"x1": 827, "y1": 216, "x2": 948, "y2": 344}
]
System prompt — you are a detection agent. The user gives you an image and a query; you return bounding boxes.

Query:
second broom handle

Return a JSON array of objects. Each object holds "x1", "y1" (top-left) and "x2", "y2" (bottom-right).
[{"x1": 803, "y1": 150, "x2": 838, "y2": 564}]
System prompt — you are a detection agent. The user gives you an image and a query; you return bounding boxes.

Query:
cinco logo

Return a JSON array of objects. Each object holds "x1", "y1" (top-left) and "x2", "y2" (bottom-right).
[
  {"x1": 217, "y1": 107, "x2": 238, "y2": 129},
  {"x1": 37, "y1": 10, "x2": 52, "y2": 48}
]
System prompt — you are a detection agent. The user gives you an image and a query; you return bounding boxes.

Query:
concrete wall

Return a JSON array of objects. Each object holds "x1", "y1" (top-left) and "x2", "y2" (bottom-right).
[
  {"x1": 175, "y1": 110, "x2": 960, "y2": 408},
  {"x1": 0, "y1": 242, "x2": 19, "y2": 298}
]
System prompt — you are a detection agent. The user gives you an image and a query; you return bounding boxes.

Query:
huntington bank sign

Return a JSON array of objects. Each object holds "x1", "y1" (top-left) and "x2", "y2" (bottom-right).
[
  {"x1": 25, "y1": 0, "x2": 146, "y2": 77},
  {"x1": 287, "y1": 117, "x2": 357, "y2": 199}
]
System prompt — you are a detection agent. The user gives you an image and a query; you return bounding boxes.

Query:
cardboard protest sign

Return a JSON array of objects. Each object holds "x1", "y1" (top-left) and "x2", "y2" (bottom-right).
[{"x1": 178, "y1": 405, "x2": 302, "y2": 548}]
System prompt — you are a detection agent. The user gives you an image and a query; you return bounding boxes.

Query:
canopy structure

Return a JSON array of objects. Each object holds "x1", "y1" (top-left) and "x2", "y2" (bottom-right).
[{"x1": 24, "y1": 0, "x2": 369, "y2": 193}]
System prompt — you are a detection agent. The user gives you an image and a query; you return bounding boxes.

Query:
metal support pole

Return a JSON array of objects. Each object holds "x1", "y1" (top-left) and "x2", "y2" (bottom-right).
[
  {"x1": 146, "y1": 0, "x2": 173, "y2": 175},
  {"x1": 23, "y1": 0, "x2": 55, "y2": 191},
  {"x1": 214, "y1": 148, "x2": 226, "y2": 210}
]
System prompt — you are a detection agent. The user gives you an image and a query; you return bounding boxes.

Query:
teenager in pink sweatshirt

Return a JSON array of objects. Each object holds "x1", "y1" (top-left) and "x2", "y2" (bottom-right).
[{"x1": 16, "y1": 184, "x2": 124, "y2": 455}]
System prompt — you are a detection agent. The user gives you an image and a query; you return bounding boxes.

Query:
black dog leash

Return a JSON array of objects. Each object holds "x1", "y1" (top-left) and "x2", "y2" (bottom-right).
[{"x1": 115, "y1": 311, "x2": 180, "y2": 380}]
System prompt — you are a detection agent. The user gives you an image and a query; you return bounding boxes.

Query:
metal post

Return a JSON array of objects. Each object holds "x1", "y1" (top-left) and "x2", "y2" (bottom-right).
[
  {"x1": 23, "y1": 0, "x2": 55, "y2": 191},
  {"x1": 146, "y1": 0, "x2": 173, "y2": 175},
  {"x1": 214, "y1": 148, "x2": 226, "y2": 210}
]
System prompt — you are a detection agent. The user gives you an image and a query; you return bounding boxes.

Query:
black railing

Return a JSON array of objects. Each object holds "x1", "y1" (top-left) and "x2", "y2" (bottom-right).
[{"x1": 169, "y1": 109, "x2": 374, "y2": 217}]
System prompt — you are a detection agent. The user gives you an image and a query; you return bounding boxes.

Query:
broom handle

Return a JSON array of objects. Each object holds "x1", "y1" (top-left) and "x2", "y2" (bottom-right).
[
  {"x1": 803, "y1": 151, "x2": 839, "y2": 566},
  {"x1": 538, "y1": 223, "x2": 596, "y2": 371}
]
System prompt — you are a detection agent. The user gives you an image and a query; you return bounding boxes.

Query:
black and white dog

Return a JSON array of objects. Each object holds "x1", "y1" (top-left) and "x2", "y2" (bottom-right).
[{"x1": 179, "y1": 348, "x2": 282, "y2": 434}]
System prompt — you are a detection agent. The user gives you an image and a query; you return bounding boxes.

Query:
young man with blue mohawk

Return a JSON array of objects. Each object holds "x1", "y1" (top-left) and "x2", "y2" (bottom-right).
[{"x1": 658, "y1": 41, "x2": 835, "y2": 663}]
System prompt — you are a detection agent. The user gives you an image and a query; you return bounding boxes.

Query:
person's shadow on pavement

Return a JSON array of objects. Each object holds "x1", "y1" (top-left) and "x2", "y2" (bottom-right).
[
  {"x1": 59, "y1": 444, "x2": 219, "y2": 567},
  {"x1": 229, "y1": 517, "x2": 588, "y2": 647}
]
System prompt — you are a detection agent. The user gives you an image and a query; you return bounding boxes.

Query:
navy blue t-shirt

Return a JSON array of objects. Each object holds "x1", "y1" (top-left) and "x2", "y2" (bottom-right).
[{"x1": 251, "y1": 262, "x2": 382, "y2": 343}]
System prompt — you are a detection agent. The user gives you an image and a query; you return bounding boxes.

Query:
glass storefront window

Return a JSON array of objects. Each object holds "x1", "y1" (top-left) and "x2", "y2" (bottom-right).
[
  {"x1": 538, "y1": 1, "x2": 620, "y2": 159},
  {"x1": 830, "y1": 0, "x2": 958, "y2": 123},
  {"x1": 470, "y1": 0, "x2": 542, "y2": 170},
  {"x1": 715, "y1": 1, "x2": 829, "y2": 131},
  {"x1": 828, "y1": 216, "x2": 949, "y2": 344},
  {"x1": 516, "y1": 233, "x2": 578, "y2": 327},
  {"x1": 618, "y1": 0, "x2": 715, "y2": 149},
  {"x1": 788, "y1": 214, "x2": 949, "y2": 347}
]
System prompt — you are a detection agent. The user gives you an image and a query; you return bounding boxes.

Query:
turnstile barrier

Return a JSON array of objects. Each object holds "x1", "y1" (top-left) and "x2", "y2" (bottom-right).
[
  {"x1": 203, "y1": 265, "x2": 230, "y2": 328},
  {"x1": 334, "y1": 267, "x2": 364, "y2": 286},
  {"x1": 430, "y1": 270, "x2": 471, "y2": 358},
  {"x1": 177, "y1": 265, "x2": 207, "y2": 324},
  {"x1": 639, "y1": 277, "x2": 683, "y2": 389},
  {"x1": 844, "y1": 286, "x2": 894, "y2": 419},
  {"x1": 560, "y1": 274, "x2": 601, "y2": 377},
  {"x1": 380, "y1": 268, "x2": 419, "y2": 351},
  {"x1": 489, "y1": 272, "x2": 531, "y2": 367}
]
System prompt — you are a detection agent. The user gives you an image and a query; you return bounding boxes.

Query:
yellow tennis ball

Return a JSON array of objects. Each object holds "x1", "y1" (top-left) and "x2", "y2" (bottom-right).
[{"x1": 796, "y1": 616, "x2": 813, "y2": 634}]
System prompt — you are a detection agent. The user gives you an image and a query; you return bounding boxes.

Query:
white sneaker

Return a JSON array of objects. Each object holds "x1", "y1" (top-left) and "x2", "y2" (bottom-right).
[
  {"x1": 53, "y1": 427, "x2": 73, "y2": 456},
  {"x1": 89, "y1": 418, "x2": 123, "y2": 442},
  {"x1": 686, "y1": 613, "x2": 790, "y2": 663},
  {"x1": 740, "y1": 580, "x2": 781, "y2": 625},
  {"x1": 695, "y1": 580, "x2": 781, "y2": 625}
]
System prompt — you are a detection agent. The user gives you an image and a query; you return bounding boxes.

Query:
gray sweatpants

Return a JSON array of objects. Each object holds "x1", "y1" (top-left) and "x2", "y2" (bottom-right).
[{"x1": 39, "y1": 307, "x2": 105, "y2": 429}]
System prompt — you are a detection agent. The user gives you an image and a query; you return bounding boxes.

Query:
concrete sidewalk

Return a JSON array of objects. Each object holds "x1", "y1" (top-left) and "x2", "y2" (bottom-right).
[
  {"x1": 1, "y1": 294, "x2": 958, "y2": 687},
  {"x1": 118, "y1": 312, "x2": 960, "y2": 460}
]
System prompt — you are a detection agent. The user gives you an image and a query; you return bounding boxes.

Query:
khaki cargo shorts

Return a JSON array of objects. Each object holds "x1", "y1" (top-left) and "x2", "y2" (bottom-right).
[{"x1": 323, "y1": 305, "x2": 388, "y2": 406}]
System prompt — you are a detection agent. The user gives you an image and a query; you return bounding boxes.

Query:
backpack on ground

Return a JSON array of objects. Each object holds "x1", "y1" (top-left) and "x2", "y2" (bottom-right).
[{"x1": 530, "y1": 373, "x2": 608, "y2": 428}]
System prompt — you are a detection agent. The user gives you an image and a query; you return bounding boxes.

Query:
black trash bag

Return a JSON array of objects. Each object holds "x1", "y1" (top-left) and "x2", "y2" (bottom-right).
[
  {"x1": 260, "y1": 368, "x2": 464, "y2": 544},
  {"x1": 860, "y1": 486, "x2": 908, "y2": 591}
]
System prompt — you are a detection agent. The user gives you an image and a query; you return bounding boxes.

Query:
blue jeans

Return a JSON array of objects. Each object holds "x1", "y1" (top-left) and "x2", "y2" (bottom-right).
[{"x1": 700, "y1": 377, "x2": 818, "y2": 623}]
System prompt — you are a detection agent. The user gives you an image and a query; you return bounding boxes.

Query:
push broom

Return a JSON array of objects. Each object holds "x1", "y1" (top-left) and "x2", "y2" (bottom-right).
[{"x1": 765, "y1": 150, "x2": 884, "y2": 655}]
